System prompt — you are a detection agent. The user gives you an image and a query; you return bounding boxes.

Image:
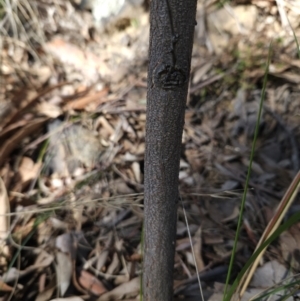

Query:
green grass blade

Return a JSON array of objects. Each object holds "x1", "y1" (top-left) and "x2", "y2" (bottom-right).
[
  {"x1": 292, "y1": 31, "x2": 300, "y2": 59},
  {"x1": 223, "y1": 42, "x2": 273, "y2": 301},
  {"x1": 287, "y1": 18, "x2": 300, "y2": 59},
  {"x1": 224, "y1": 212, "x2": 300, "y2": 301}
]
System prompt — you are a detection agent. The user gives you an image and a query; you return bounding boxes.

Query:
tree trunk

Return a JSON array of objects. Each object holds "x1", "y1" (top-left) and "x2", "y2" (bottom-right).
[{"x1": 143, "y1": 1, "x2": 197, "y2": 300}]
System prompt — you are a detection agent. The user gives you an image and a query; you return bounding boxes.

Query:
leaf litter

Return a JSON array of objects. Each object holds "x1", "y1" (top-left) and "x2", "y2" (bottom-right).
[{"x1": 0, "y1": 0, "x2": 300, "y2": 300}]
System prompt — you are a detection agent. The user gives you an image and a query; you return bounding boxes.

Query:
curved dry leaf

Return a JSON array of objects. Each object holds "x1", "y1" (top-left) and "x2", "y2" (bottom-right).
[
  {"x1": 97, "y1": 277, "x2": 140, "y2": 301},
  {"x1": 106, "y1": 252, "x2": 120, "y2": 275},
  {"x1": 193, "y1": 227, "x2": 205, "y2": 271},
  {"x1": 269, "y1": 71, "x2": 300, "y2": 83},
  {"x1": 63, "y1": 88, "x2": 109, "y2": 111},
  {"x1": 36, "y1": 277, "x2": 56, "y2": 301},
  {"x1": 78, "y1": 270, "x2": 107, "y2": 296}
]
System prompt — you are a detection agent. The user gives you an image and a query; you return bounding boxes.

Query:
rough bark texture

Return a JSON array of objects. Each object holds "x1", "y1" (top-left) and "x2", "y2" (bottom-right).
[{"x1": 143, "y1": 1, "x2": 197, "y2": 300}]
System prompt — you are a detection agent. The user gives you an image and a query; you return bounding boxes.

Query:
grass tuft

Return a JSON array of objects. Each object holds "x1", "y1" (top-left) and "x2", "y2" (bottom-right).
[{"x1": 223, "y1": 42, "x2": 273, "y2": 301}]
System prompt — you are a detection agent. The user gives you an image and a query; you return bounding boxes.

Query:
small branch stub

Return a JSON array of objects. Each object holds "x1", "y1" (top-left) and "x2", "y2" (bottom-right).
[{"x1": 153, "y1": 63, "x2": 187, "y2": 90}]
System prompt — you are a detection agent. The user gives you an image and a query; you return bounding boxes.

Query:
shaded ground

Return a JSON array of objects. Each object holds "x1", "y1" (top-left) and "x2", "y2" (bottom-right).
[{"x1": 0, "y1": 0, "x2": 300, "y2": 300}]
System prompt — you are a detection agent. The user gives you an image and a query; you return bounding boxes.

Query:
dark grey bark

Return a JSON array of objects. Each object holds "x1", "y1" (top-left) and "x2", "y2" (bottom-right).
[{"x1": 143, "y1": 0, "x2": 197, "y2": 300}]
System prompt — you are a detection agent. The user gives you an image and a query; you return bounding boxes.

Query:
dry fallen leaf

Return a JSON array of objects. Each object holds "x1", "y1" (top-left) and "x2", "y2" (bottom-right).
[
  {"x1": 280, "y1": 222, "x2": 300, "y2": 271},
  {"x1": 34, "y1": 250, "x2": 55, "y2": 269},
  {"x1": 13, "y1": 219, "x2": 35, "y2": 241},
  {"x1": 2, "y1": 82, "x2": 67, "y2": 130},
  {"x1": 55, "y1": 252, "x2": 73, "y2": 296},
  {"x1": 56, "y1": 233, "x2": 77, "y2": 258},
  {"x1": 193, "y1": 227, "x2": 205, "y2": 271},
  {"x1": 106, "y1": 252, "x2": 120, "y2": 275},
  {"x1": 63, "y1": 87, "x2": 109, "y2": 111},
  {"x1": 78, "y1": 270, "x2": 107, "y2": 296},
  {"x1": 0, "y1": 176, "x2": 10, "y2": 265},
  {"x1": 192, "y1": 61, "x2": 214, "y2": 85},
  {"x1": 44, "y1": 38, "x2": 102, "y2": 82},
  {"x1": 36, "y1": 101, "x2": 62, "y2": 118},
  {"x1": 97, "y1": 277, "x2": 140, "y2": 301},
  {"x1": 0, "y1": 280, "x2": 13, "y2": 292},
  {"x1": 250, "y1": 260, "x2": 291, "y2": 288},
  {"x1": 0, "y1": 118, "x2": 48, "y2": 167},
  {"x1": 18, "y1": 157, "x2": 42, "y2": 184},
  {"x1": 36, "y1": 280, "x2": 56, "y2": 301},
  {"x1": 50, "y1": 297, "x2": 84, "y2": 301},
  {"x1": 0, "y1": 90, "x2": 37, "y2": 130}
]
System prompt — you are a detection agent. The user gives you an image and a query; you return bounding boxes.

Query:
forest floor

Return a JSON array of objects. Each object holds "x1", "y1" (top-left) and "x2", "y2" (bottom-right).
[{"x1": 0, "y1": 0, "x2": 300, "y2": 300}]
